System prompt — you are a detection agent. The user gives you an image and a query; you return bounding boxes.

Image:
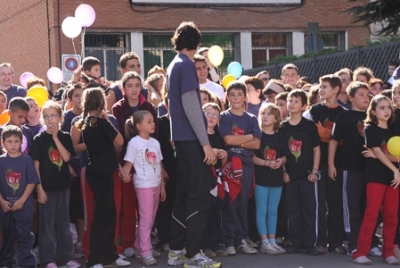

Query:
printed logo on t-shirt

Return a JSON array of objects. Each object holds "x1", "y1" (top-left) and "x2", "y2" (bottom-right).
[
  {"x1": 145, "y1": 148, "x2": 157, "y2": 173},
  {"x1": 288, "y1": 136, "x2": 302, "y2": 162},
  {"x1": 264, "y1": 146, "x2": 277, "y2": 160},
  {"x1": 6, "y1": 168, "x2": 20, "y2": 195},
  {"x1": 357, "y1": 120, "x2": 365, "y2": 137},
  {"x1": 381, "y1": 140, "x2": 389, "y2": 154},
  {"x1": 48, "y1": 146, "x2": 63, "y2": 171},
  {"x1": 322, "y1": 117, "x2": 334, "y2": 131},
  {"x1": 232, "y1": 124, "x2": 244, "y2": 135}
]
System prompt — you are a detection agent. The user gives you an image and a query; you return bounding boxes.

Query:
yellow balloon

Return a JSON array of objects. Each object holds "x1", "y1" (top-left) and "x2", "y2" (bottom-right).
[
  {"x1": 208, "y1": 45, "x2": 224, "y2": 67},
  {"x1": 387, "y1": 136, "x2": 400, "y2": 157},
  {"x1": 222, "y1": 74, "x2": 236, "y2": 89},
  {"x1": 27, "y1": 86, "x2": 49, "y2": 108}
]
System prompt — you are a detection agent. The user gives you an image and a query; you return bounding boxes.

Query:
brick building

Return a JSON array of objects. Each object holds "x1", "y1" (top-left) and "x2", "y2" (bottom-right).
[{"x1": 0, "y1": 0, "x2": 369, "y2": 83}]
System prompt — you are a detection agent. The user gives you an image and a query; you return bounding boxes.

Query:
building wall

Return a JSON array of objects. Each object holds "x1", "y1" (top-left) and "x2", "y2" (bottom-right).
[{"x1": 0, "y1": 0, "x2": 369, "y2": 82}]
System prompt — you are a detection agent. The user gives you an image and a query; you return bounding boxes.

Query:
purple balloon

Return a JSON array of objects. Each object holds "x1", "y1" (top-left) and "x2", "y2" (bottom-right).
[
  {"x1": 75, "y1": 4, "x2": 96, "y2": 28},
  {"x1": 20, "y1": 72, "x2": 35, "y2": 88},
  {"x1": 47, "y1": 67, "x2": 64, "y2": 84}
]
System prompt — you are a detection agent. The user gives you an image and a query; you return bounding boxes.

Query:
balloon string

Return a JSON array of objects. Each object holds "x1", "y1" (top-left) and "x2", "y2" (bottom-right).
[
  {"x1": 72, "y1": 38, "x2": 77, "y2": 55},
  {"x1": 81, "y1": 28, "x2": 86, "y2": 59}
]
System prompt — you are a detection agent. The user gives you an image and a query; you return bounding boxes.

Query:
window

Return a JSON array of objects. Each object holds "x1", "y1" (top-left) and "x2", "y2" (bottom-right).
[
  {"x1": 84, "y1": 33, "x2": 130, "y2": 81},
  {"x1": 143, "y1": 33, "x2": 238, "y2": 77},
  {"x1": 304, "y1": 31, "x2": 346, "y2": 51},
  {"x1": 251, "y1": 33, "x2": 292, "y2": 68}
]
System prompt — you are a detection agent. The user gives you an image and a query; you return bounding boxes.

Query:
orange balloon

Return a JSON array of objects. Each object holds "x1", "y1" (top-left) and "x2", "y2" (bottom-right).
[
  {"x1": 0, "y1": 110, "x2": 10, "y2": 126},
  {"x1": 27, "y1": 86, "x2": 49, "y2": 108},
  {"x1": 222, "y1": 74, "x2": 236, "y2": 89}
]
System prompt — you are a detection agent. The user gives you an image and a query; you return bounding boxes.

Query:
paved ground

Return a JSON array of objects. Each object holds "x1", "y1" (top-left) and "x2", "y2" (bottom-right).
[{"x1": 77, "y1": 251, "x2": 386, "y2": 268}]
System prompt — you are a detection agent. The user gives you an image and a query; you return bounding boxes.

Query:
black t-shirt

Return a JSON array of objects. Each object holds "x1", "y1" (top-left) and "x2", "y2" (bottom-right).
[
  {"x1": 157, "y1": 116, "x2": 177, "y2": 178},
  {"x1": 309, "y1": 103, "x2": 345, "y2": 166},
  {"x1": 30, "y1": 131, "x2": 74, "y2": 191},
  {"x1": 208, "y1": 130, "x2": 226, "y2": 170},
  {"x1": 82, "y1": 117, "x2": 119, "y2": 172},
  {"x1": 280, "y1": 117, "x2": 320, "y2": 180},
  {"x1": 254, "y1": 131, "x2": 288, "y2": 187},
  {"x1": 364, "y1": 124, "x2": 396, "y2": 185},
  {"x1": 331, "y1": 110, "x2": 366, "y2": 171}
]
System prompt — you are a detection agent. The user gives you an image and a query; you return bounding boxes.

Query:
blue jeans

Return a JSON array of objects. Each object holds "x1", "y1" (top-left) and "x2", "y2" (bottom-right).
[
  {"x1": 38, "y1": 188, "x2": 73, "y2": 268},
  {"x1": 254, "y1": 185, "x2": 282, "y2": 236},
  {"x1": 0, "y1": 211, "x2": 35, "y2": 268}
]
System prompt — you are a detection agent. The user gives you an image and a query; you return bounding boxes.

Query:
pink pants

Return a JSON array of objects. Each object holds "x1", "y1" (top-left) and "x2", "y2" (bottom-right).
[
  {"x1": 134, "y1": 186, "x2": 160, "y2": 257},
  {"x1": 353, "y1": 183, "x2": 399, "y2": 260}
]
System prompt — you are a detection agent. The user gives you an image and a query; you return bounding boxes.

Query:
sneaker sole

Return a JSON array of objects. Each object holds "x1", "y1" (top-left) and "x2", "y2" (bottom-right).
[{"x1": 168, "y1": 259, "x2": 187, "y2": 266}]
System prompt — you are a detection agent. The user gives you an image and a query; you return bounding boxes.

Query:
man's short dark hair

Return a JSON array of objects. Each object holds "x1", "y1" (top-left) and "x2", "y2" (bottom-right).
[{"x1": 171, "y1": 22, "x2": 201, "y2": 51}]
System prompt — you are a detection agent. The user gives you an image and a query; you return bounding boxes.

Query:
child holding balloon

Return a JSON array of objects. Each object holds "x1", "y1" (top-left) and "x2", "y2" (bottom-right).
[{"x1": 352, "y1": 95, "x2": 400, "y2": 265}]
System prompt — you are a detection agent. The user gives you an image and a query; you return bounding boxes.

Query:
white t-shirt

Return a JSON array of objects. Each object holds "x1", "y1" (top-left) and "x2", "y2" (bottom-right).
[
  {"x1": 200, "y1": 80, "x2": 225, "y2": 101},
  {"x1": 124, "y1": 136, "x2": 163, "y2": 188}
]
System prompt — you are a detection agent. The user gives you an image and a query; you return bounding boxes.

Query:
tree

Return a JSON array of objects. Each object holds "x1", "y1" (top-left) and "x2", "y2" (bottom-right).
[{"x1": 346, "y1": 0, "x2": 400, "y2": 36}]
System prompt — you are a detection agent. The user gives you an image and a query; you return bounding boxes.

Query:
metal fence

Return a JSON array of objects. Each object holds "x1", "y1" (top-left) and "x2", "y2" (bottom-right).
[{"x1": 243, "y1": 41, "x2": 400, "y2": 83}]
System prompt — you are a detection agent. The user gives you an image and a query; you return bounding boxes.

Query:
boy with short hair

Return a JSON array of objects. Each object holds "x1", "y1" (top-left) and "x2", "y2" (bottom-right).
[
  {"x1": 328, "y1": 81, "x2": 377, "y2": 256},
  {"x1": 218, "y1": 81, "x2": 261, "y2": 255},
  {"x1": 280, "y1": 63, "x2": 300, "y2": 89},
  {"x1": 244, "y1": 77, "x2": 264, "y2": 116},
  {"x1": 309, "y1": 74, "x2": 345, "y2": 254},
  {"x1": 0, "y1": 125, "x2": 39, "y2": 267},
  {"x1": 279, "y1": 89, "x2": 320, "y2": 255},
  {"x1": 0, "y1": 97, "x2": 34, "y2": 154},
  {"x1": 334, "y1": 68, "x2": 353, "y2": 110}
]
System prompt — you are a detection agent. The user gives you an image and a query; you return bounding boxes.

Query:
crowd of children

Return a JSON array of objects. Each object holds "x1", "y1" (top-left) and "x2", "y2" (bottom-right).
[{"x1": 2, "y1": 20, "x2": 400, "y2": 268}]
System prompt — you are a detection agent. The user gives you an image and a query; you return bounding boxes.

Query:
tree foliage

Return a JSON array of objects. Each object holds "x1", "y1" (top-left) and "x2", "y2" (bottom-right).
[{"x1": 346, "y1": 0, "x2": 400, "y2": 36}]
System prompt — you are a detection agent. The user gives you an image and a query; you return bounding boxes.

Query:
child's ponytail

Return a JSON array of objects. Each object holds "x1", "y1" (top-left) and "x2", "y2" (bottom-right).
[{"x1": 125, "y1": 110, "x2": 151, "y2": 141}]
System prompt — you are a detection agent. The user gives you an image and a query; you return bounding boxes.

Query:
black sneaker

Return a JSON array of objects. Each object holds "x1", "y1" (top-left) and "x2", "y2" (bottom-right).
[{"x1": 286, "y1": 245, "x2": 301, "y2": 254}]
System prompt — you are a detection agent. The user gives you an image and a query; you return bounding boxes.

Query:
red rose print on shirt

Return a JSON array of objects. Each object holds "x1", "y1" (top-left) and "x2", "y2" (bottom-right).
[
  {"x1": 48, "y1": 146, "x2": 63, "y2": 171},
  {"x1": 264, "y1": 146, "x2": 277, "y2": 161},
  {"x1": 322, "y1": 118, "x2": 334, "y2": 131},
  {"x1": 232, "y1": 124, "x2": 244, "y2": 135},
  {"x1": 381, "y1": 140, "x2": 389, "y2": 154},
  {"x1": 288, "y1": 136, "x2": 302, "y2": 162},
  {"x1": 357, "y1": 120, "x2": 365, "y2": 137},
  {"x1": 6, "y1": 168, "x2": 20, "y2": 195},
  {"x1": 145, "y1": 148, "x2": 157, "y2": 173}
]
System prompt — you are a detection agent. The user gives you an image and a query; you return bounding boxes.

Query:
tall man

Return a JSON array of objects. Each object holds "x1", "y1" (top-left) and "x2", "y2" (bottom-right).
[{"x1": 166, "y1": 22, "x2": 221, "y2": 268}]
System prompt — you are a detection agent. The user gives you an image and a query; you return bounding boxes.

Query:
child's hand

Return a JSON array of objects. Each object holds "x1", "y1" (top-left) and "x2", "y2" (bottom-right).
[
  {"x1": 11, "y1": 198, "x2": 24, "y2": 211},
  {"x1": 362, "y1": 145, "x2": 376, "y2": 158},
  {"x1": 283, "y1": 172, "x2": 290, "y2": 183},
  {"x1": 37, "y1": 188, "x2": 47, "y2": 204},
  {"x1": 391, "y1": 170, "x2": 400, "y2": 189},
  {"x1": 0, "y1": 199, "x2": 11, "y2": 212},
  {"x1": 271, "y1": 158, "x2": 283, "y2": 169},
  {"x1": 308, "y1": 173, "x2": 318, "y2": 183},
  {"x1": 162, "y1": 168, "x2": 169, "y2": 183},
  {"x1": 217, "y1": 149, "x2": 228, "y2": 160},
  {"x1": 160, "y1": 185, "x2": 166, "y2": 202},
  {"x1": 328, "y1": 164, "x2": 336, "y2": 181}
]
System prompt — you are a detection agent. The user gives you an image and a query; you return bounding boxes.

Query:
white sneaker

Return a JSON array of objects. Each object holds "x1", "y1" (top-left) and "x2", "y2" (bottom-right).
[
  {"x1": 103, "y1": 257, "x2": 130, "y2": 267},
  {"x1": 236, "y1": 241, "x2": 258, "y2": 255},
  {"x1": 142, "y1": 254, "x2": 157, "y2": 266},
  {"x1": 260, "y1": 243, "x2": 280, "y2": 255},
  {"x1": 394, "y1": 247, "x2": 400, "y2": 260},
  {"x1": 168, "y1": 249, "x2": 187, "y2": 266},
  {"x1": 225, "y1": 246, "x2": 236, "y2": 256},
  {"x1": 183, "y1": 251, "x2": 221, "y2": 268},
  {"x1": 369, "y1": 247, "x2": 382, "y2": 256},
  {"x1": 122, "y1": 247, "x2": 135, "y2": 258},
  {"x1": 89, "y1": 264, "x2": 103, "y2": 268},
  {"x1": 353, "y1": 256, "x2": 372, "y2": 265},
  {"x1": 65, "y1": 260, "x2": 81, "y2": 268},
  {"x1": 386, "y1": 256, "x2": 400, "y2": 265},
  {"x1": 271, "y1": 243, "x2": 286, "y2": 254}
]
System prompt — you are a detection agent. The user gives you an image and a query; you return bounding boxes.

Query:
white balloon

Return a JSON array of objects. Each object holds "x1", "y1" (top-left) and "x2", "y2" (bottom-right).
[
  {"x1": 75, "y1": 4, "x2": 96, "y2": 28},
  {"x1": 61, "y1": 17, "x2": 82, "y2": 39}
]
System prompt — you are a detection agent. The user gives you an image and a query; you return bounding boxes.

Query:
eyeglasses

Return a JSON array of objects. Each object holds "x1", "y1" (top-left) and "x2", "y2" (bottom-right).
[
  {"x1": 43, "y1": 115, "x2": 60, "y2": 120},
  {"x1": 204, "y1": 112, "x2": 219, "y2": 119}
]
